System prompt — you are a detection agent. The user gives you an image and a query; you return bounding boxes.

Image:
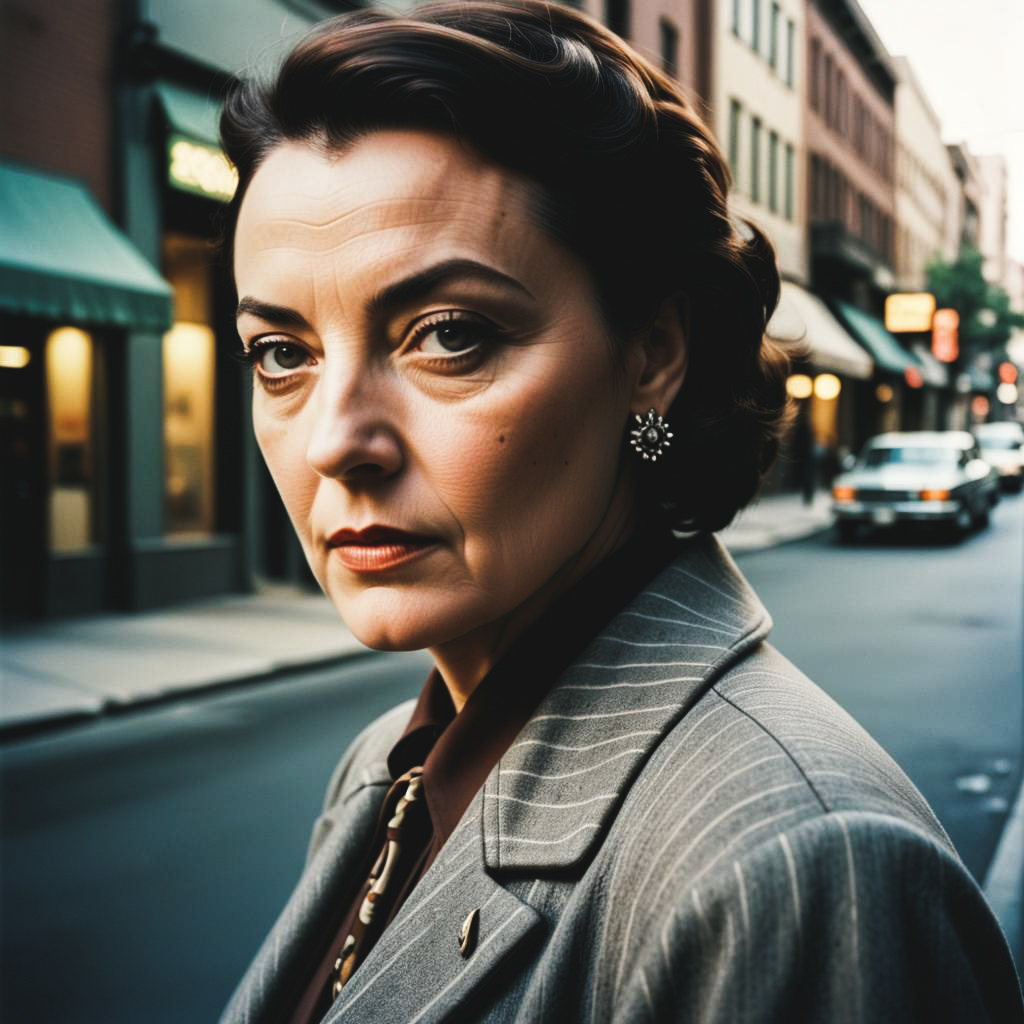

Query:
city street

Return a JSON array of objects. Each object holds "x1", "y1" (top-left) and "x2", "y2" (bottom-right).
[{"x1": 1, "y1": 495, "x2": 1022, "y2": 1024}]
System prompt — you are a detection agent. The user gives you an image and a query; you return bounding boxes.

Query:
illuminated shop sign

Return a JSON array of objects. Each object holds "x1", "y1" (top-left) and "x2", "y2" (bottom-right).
[
  {"x1": 884, "y1": 292, "x2": 935, "y2": 333},
  {"x1": 167, "y1": 135, "x2": 237, "y2": 201}
]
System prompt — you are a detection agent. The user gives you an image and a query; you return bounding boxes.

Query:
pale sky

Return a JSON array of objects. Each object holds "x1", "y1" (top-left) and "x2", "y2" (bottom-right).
[{"x1": 857, "y1": 0, "x2": 1024, "y2": 267}]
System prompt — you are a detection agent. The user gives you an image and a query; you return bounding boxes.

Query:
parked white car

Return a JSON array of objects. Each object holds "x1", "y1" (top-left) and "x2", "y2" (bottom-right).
[
  {"x1": 832, "y1": 431, "x2": 998, "y2": 541},
  {"x1": 973, "y1": 421, "x2": 1024, "y2": 493}
]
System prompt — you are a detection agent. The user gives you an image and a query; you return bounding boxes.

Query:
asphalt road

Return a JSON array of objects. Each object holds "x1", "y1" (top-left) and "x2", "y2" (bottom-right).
[{"x1": 1, "y1": 495, "x2": 1021, "y2": 1023}]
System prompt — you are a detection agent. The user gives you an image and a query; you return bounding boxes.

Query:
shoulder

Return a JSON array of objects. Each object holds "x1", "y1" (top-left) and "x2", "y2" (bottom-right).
[
  {"x1": 615, "y1": 807, "x2": 1022, "y2": 1023},
  {"x1": 600, "y1": 651, "x2": 1022, "y2": 1019},
  {"x1": 320, "y1": 698, "x2": 415, "y2": 811},
  {"x1": 594, "y1": 640, "x2": 963, "y2": 954},
  {"x1": 610, "y1": 641, "x2": 952, "y2": 881},
  {"x1": 304, "y1": 699, "x2": 414, "y2": 864}
]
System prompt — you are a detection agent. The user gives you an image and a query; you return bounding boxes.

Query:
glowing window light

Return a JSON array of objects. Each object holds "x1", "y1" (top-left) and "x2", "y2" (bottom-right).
[
  {"x1": 0, "y1": 345, "x2": 31, "y2": 369},
  {"x1": 813, "y1": 373, "x2": 841, "y2": 400},
  {"x1": 996, "y1": 383, "x2": 1019, "y2": 405},
  {"x1": 786, "y1": 374, "x2": 813, "y2": 399},
  {"x1": 168, "y1": 137, "x2": 238, "y2": 201}
]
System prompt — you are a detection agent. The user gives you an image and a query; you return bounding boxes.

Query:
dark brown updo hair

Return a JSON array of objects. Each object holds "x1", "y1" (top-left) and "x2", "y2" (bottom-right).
[{"x1": 221, "y1": 0, "x2": 791, "y2": 532}]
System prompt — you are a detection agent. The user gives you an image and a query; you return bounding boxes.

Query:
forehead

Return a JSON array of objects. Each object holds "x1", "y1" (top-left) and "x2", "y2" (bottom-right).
[{"x1": 234, "y1": 131, "x2": 537, "y2": 268}]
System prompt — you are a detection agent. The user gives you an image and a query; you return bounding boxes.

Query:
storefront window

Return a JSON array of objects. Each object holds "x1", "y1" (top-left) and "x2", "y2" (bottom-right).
[
  {"x1": 163, "y1": 234, "x2": 216, "y2": 537},
  {"x1": 46, "y1": 327, "x2": 95, "y2": 552}
]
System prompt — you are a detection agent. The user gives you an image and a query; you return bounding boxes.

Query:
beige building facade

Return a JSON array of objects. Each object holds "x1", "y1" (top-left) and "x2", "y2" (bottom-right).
[
  {"x1": 891, "y1": 56, "x2": 958, "y2": 291},
  {"x1": 710, "y1": 0, "x2": 806, "y2": 282},
  {"x1": 976, "y1": 152, "x2": 1009, "y2": 287}
]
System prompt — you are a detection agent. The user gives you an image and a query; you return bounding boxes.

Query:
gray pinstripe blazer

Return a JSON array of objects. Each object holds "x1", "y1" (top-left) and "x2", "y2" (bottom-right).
[{"x1": 220, "y1": 535, "x2": 1023, "y2": 1023}]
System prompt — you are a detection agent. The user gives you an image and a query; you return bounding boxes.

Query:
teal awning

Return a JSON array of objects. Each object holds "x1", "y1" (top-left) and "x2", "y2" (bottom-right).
[
  {"x1": 0, "y1": 162, "x2": 172, "y2": 330},
  {"x1": 832, "y1": 300, "x2": 917, "y2": 376},
  {"x1": 155, "y1": 82, "x2": 222, "y2": 147}
]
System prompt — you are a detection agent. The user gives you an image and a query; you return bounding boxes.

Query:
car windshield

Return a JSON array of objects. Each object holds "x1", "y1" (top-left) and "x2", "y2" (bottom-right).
[
  {"x1": 980, "y1": 437, "x2": 1022, "y2": 451},
  {"x1": 863, "y1": 446, "x2": 957, "y2": 467}
]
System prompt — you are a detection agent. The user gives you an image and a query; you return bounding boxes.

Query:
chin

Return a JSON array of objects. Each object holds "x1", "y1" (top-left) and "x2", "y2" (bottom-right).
[{"x1": 328, "y1": 586, "x2": 478, "y2": 654}]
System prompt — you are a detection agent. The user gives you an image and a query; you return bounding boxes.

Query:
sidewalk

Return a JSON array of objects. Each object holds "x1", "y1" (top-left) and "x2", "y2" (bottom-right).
[{"x1": 0, "y1": 489, "x2": 837, "y2": 736}]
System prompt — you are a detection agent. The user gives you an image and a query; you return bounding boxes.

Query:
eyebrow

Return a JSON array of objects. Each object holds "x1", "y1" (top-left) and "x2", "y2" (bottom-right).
[
  {"x1": 236, "y1": 257, "x2": 533, "y2": 325},
  {"x1": 367, "y1": 258, "x2": 534, "y2": 316},
  {"x1": 235, "y1": 297, "x2": 312, "y2": 328}
]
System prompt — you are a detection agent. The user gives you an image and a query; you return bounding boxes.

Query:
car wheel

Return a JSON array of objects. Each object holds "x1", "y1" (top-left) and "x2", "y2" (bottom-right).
[
  {"x1": 836, "y1": 521, "x2": 859, "y2": 543},
  {"x1": 973, "y1": 500, "x2": 991, "y2": 530}
]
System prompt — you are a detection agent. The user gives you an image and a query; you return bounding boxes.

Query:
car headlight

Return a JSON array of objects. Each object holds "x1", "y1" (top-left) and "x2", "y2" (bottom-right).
[
  {"x1": 919, "y1": 489, "x2": 951, "y2": 501},
  {"x1": 833, "y1": 486, "x2": 857, "y2": 502}
]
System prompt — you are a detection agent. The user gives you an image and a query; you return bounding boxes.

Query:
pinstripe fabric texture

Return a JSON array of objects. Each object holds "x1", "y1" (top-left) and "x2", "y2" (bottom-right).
[{"x1": 219, "y1": 534, "x2": 1023, "y2": 1024}]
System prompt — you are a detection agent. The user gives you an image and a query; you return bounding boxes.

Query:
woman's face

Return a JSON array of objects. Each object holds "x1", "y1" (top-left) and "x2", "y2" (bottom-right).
[{"x1": 234, "y1": 131, "x2": 649, "y2": 686}]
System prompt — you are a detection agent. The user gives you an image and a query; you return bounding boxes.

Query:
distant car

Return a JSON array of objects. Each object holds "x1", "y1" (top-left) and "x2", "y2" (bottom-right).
[
  {"x1": 832, "y1": 431, "x2": 997, "y2": 541},
  {"x1": 973, "y1": 421, "x2": 1024, "y2": 493}
]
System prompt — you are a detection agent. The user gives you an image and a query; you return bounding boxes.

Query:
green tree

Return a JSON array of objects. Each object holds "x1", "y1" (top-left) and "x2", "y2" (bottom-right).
[{"x1": 925, "y1": 248, "x2": 1024, "y2": 364}]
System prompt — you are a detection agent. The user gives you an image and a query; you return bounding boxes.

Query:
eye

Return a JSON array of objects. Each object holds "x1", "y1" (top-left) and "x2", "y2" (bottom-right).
[
  {"x1": 251, "y1": 340, "x2": 310, "y2": 376},
  {"x1": 412, "y1": 311, "x2": 497, "y2": 357}
]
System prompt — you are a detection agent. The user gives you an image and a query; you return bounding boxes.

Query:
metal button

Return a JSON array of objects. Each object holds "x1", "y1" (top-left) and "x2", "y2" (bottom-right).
[{"x1": 458, "y1": 908, "x2": 480, "y2": 958}]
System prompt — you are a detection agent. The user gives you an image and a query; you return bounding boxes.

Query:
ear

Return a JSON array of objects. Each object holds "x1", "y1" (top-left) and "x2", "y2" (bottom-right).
[{"x1": 628, "y1": 292, "x2": 688, "y2": 415}]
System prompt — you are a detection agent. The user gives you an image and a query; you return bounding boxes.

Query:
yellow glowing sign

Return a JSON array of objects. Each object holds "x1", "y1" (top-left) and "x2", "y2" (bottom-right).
[
  {"x1": 885, "y1": 292, "x2": 936, "y2": 333},
  {"x1": 168, "y1": 135, "x2": 237, "y2": 201},
  {"x1": 0, "y1": 345, "x2": 31, "y2": 369}
]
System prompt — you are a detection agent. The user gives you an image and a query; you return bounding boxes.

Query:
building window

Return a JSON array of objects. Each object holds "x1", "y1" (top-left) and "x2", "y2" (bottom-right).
[
  {"x1": 606, "y1": 0, "x2": 630, "y2": 39},
  {"x1": 46, "y1": 327, "x2": 97, "y2": 552},
  {"x1": 769, "y1": 3, "x2": 780, "y2": 68},
  {"x1": 729, "y1": 98, "x2": 742, "y2": 183},
  {"x1": 837, "y1": 72, "x2": 847, "y2": 135},
  {"x1": 732, "y1": 0, "x2": 742, "y2": 36},
  {"x1": 751, "y1": 0, "x2": 761, "y2": 53},
  {"x1": 784, "y1": 142, "x2": 795, "y2": 220},
  {"x1": 659, "y1": 17, "x2": 679, "y2": 78},
  {"x1": 768, "y1": 130, "x2": 779, "y2": 213},
  {"x1": 786, "y1": 18, "x2": 795, "y2": 85},
  {"x1": 750, "y1": 116, "x2": 762, "y2": 202},
  {"x1": 162, "y1": 233, "x2": 217, "y2": 538},
  {"x1": 824, "y1": 54, "x2": 834, "y2": 126},
  {"x1": 810, "y1": 37, "x2": 821, "y2": 111}
]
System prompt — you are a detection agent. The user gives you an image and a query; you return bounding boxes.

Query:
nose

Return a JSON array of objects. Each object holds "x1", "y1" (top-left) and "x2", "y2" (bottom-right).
[{"x1": 305, "y1": 368, "x2": 404, "y2": 483}]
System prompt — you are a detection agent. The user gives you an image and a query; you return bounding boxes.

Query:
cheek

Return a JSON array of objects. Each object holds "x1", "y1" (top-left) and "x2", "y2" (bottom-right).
[
  {"x1": 435, "y1": 358, "x2": 627, "y2": 550},
  {"x1": 254, "y1": 409, "x2": 318, "y2": 539}
]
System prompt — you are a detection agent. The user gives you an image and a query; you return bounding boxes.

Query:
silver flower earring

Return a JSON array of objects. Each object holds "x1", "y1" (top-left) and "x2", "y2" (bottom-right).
[{"x1": 630, "y1": 408, "x2": 673, "y2": 461}]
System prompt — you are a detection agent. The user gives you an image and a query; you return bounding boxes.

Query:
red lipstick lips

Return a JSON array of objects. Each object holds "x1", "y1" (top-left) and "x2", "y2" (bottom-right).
[{"x1": 327, "y1": 526, "x2": 439, "y2": 572}]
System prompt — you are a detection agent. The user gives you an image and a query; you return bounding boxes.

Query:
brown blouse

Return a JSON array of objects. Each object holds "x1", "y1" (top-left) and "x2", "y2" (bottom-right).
[{"x1": 288, "y1": 526, "x2": 680, "y2": 1024}]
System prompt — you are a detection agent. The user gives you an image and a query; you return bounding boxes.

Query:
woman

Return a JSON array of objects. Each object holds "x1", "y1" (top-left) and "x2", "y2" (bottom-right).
[{"x1": 219, "y1": 3, "x2": 1022, "y2": 1021}]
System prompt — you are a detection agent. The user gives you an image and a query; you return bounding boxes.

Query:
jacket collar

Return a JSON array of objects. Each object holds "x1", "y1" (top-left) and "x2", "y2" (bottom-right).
[
  {"x1": 323, "y1": 534, "x2": 770, "y2": 1024},
  {"x1": 480, "y1": 532, "x2": 771, "y2": 871}
]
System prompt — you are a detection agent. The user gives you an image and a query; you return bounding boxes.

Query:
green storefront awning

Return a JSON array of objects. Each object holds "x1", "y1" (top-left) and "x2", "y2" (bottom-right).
[
  {"x1": 832, "y1": 300, "x2": 918, "y2": 376},
  {"x1": 155, "y1": 82, "x2": 222, "y2": 147},
  {"x1": 0, "y1": 162, "x2": 172, "y2": 330}
]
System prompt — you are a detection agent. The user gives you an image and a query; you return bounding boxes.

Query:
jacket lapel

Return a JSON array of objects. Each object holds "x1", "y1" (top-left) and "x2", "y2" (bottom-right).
[
  {"x1": 323, "y1": 535, "x2": 770, "y2": 1023},
  {"x1": 482, "y1": 533, "x2": 771, "y2": 872},
  {"x1": 320, "y1": 796, "x2": 544, "y2": 1024}
]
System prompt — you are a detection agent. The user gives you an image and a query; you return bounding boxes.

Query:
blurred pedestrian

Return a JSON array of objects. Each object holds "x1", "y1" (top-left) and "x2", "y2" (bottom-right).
[{"x1": 218, "y1": 3, "x2": 1022, "y2": 1021}]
